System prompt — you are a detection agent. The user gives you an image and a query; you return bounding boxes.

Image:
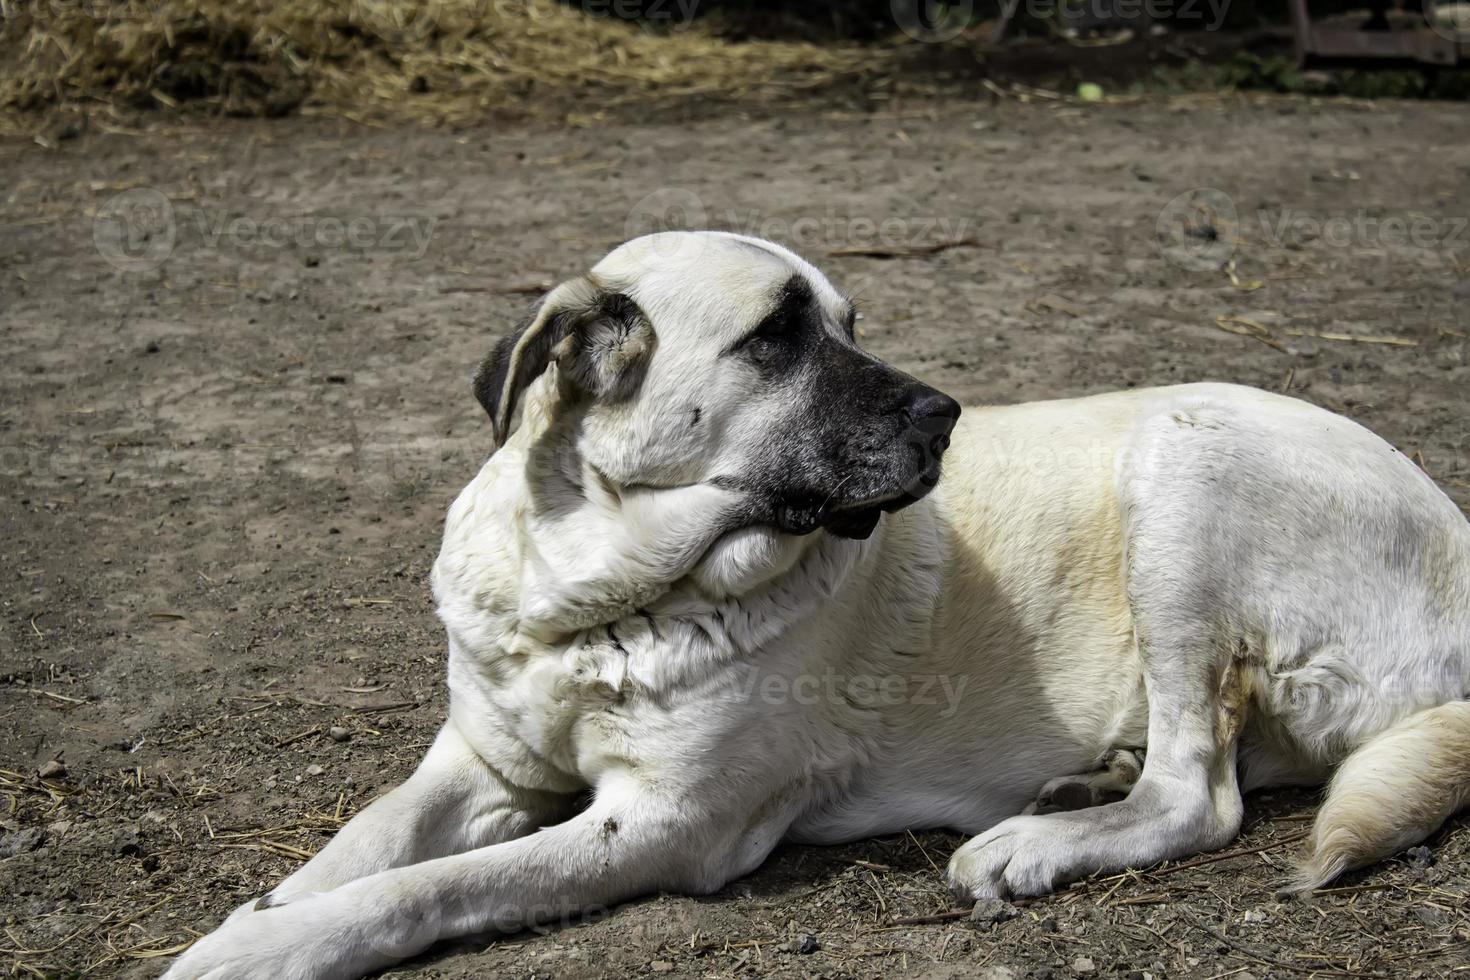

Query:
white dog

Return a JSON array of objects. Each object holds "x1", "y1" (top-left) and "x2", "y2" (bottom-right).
[{"x1": 168, "y1": 232, "x2": 1470, "y2": 979}]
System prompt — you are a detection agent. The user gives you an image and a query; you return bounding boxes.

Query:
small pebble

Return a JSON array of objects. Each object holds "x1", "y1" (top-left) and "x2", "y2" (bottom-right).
[
  {"x1": 37, "y1": 760, "x2": 66, "y2": 780},
  {"x1": 305, "y1": 764, "x2": 325, "y2": 777},
  {"x1": 1415, "y1": 906, "x2": 1448, "y2": 927},
  {"x1": 1073, "y1": 956, "x2": 1096, "y2": 974},
  {"x1": 1, "y1": 827, "x2": 47, "y2": 858},
  {"x1": 970, "y1": 898, "x2": 1020, "y2": 926},
  {"x1": 795, "y1": 934, "x2": 820, "y2": 954},
  {"x1": 115, "y1": 825, "x2": 143, "y2": 857},
  {"x1": 1407, "y1": 845, "x2": 1434, "y2": 869},
  {"x1": 328, "y1": 726, "x2": 352, "y2": 743},
  {"x1": 649, "y1": 960, "x2": 673, "y2": 973}
]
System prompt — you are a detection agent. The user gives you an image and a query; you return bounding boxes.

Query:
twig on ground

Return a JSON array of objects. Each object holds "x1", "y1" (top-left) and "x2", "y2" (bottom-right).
[
  {"x1": 1214, "y1": 315, "x2": 1291, "y2": 354},
  {"x1": 827, "y1": 238, "x2": 982, "y2": 259}
]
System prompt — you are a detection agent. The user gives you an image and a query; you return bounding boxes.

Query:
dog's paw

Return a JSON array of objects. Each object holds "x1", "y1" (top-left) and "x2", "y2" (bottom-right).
[
  {"x1": 947, "y1": 815, "x2": 1079, "y2": 901},
  {"x1": 164, "y1": 912, "x2": 289, "y2": 980},
  {"x1": 215, "y1": 887, "x2": 316, "y2": 930},
  {"x1": 163, "y1": 890, "x2": 378, "y2": 980},
  {"x1": 1026, "y1": 749, "x2": 1145, "y2": 815},
  {"x1": 165, "y1": 874, "x2": 443, "y2": 980},
  {"x1": 163, "y1": 908, "x2": 334, "y2": 980},
  {"x1": 950, "y1": 785, "x2": 1232, "y2": 902}
]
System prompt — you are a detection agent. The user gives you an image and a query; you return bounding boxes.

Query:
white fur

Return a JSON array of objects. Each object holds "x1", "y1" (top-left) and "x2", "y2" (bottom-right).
[
  {"x1": 167, "y1": 234, "x2": 1470, "y2": 980},
  {"x1": 1289, "y1": 701, "x2": 1470, "y2": 891}
]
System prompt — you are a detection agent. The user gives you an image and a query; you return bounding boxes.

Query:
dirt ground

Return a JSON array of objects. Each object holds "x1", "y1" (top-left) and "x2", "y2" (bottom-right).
[{"x1": 2, "y1": 92, "x2": 1469, "y2": 979}]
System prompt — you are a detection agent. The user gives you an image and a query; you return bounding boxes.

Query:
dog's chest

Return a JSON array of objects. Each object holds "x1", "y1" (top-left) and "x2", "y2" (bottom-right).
[
  {"x1": 451, "y1": 613, "x2": 765, "y2": 786},
  {"x1": 442, "y1": 522, "x2": 951, "y2": 801}
]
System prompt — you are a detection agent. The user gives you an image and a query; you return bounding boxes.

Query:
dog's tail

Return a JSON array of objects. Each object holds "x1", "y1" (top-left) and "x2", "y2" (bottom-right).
[{"x1": 1287, "y1": 701, "x2": 1470, "y2": 893}]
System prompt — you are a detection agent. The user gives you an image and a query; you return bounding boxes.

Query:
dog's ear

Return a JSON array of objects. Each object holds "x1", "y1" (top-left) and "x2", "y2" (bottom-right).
[{"x1": 473, "y1": 278, "x2": 654, "y2": 448}]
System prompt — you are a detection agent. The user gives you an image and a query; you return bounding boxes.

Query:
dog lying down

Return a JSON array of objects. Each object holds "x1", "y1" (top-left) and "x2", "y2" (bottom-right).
[{"x1": 169, "y1": 232, "x2": 1470, "y2": 979}]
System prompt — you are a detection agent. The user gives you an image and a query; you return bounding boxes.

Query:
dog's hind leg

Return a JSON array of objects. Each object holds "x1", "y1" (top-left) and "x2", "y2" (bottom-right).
[
  {"x1": 242, "y1": 722, "x2": 573, "y2": 915},
  {"x1": 1025, "y1": 749, "x2": 1146, "y2": 815}
]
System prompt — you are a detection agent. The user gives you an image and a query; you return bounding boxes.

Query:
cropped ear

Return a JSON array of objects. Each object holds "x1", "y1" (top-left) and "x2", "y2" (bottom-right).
[{"x1": 473, "y1": 277, "x2": 654, "y2": 448}]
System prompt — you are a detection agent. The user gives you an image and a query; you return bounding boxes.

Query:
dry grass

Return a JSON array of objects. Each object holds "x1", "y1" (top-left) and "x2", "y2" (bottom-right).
[{"x1": 0, "y1": 0, "x2": 882, "y2": 128}]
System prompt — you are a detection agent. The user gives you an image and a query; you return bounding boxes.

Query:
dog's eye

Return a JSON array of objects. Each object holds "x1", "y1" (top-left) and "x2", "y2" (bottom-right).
[
  {"x1": 743, "y1": 334, "x2": 788, "y2": 367},
  {"x1": 738, "y1": 310, "x2": 796, "y2": 365}
]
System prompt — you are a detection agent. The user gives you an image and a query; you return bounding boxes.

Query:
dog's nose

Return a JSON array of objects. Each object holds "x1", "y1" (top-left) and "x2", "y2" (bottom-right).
[
  {"x1": 906, "y1": 389, "x2": 961, "y2": 460},
  {"x1": 909, "y1": 389, "x2": 962, "y2": 428}
]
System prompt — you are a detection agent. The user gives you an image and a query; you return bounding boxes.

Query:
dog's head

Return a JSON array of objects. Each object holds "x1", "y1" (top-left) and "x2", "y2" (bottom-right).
[{"x1": 475, "y1": 232, "x2": 959, "y2": 542}]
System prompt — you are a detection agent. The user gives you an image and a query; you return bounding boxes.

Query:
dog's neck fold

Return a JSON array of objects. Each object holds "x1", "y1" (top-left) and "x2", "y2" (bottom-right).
[{"x1": 436, "y1": 381, "x2": 854, "y2": 655}]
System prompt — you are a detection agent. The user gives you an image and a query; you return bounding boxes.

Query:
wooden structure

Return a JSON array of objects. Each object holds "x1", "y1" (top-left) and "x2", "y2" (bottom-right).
[{"x1": 1289, "y1": 1, "x2": 1468, "y2": 68}]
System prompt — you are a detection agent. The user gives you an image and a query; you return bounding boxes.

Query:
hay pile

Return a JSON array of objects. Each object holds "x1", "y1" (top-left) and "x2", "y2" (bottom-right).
[{"x1": 0, "y1": 0, "x2": 880, "y2": 126}]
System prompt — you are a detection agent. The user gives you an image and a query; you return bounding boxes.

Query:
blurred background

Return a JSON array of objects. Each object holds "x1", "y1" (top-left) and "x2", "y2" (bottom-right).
[{"x1": 4, "y1": 0, "x2": 1470, "y2": 134}]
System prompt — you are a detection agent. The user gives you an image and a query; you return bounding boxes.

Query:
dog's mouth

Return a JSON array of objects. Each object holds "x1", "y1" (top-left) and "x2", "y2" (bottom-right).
[{"x1": 775, "y1": 489, "x2": 923, "y2": 541}]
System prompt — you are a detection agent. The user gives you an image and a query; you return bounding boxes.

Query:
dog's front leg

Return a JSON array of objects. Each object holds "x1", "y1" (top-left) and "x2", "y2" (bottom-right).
[
  {"x1": 167, "y1": 778, "x2": 739, "y2": 980},
  {"x1": 229, "y1": 723, "x2": 573, "y2": 919}
]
